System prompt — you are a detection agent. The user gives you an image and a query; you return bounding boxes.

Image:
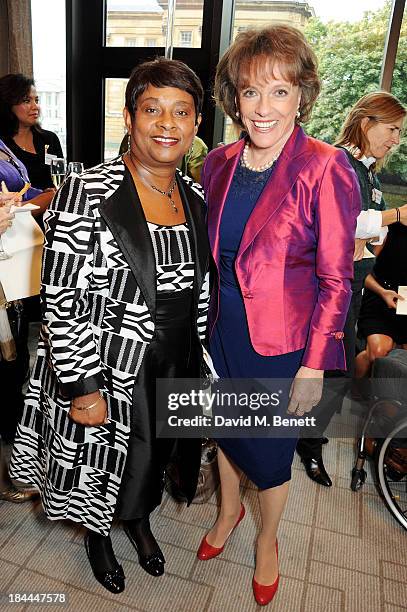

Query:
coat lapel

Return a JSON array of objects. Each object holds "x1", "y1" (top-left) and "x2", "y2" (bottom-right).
[
  {"x1": 98, "y1": 168, "x2": 156, "y2": 318},
  {"x1": 207, "y1": 139, "x2": 244, "y2": 266},
  {"x1": 238, "y1": 126, "x2": 313, "y2": 255},
  {"x1": 177, "y1": 176, "x2": 209, "y2": 302}
]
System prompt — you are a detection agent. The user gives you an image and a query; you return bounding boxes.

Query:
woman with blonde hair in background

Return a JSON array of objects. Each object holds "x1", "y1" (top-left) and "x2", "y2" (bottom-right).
[{"x1": 298, "y1": 91, "x2": 407, "y2": 486}]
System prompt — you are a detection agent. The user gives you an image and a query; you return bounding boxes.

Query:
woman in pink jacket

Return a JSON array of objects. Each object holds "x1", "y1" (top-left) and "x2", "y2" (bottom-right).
[{"x1": 196, "y1": 25, "x2": 361, "y2": 605}]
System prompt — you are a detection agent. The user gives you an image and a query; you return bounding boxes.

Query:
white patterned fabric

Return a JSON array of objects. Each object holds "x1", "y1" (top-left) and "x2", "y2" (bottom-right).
[
  {"x1": 148, "y1": 222, "x2": 194, "y2": 293},
  {"x1": 9, "y1": 158, "x2": 210, "y2": 535}
]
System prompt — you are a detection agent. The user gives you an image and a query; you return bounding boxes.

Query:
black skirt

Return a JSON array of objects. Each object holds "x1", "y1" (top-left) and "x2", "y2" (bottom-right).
[
  {"x1": 115, "y1": 288, "x2": 201, "y2": 520},
  {"x1": 358, "y1": 286, "x2": 407, "y2": 345}
]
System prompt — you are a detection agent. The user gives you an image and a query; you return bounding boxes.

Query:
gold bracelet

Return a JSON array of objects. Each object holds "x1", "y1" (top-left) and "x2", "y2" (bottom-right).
[{"x1": 71, "y1": 393, "x2": 103, "y2": 411}]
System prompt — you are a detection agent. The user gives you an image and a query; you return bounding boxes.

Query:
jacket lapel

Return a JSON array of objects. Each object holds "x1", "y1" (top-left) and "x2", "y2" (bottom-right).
[
  {"x1": 238, "y1": 126, "x2": 313, "y2": 255},
  {"x1": 207, "y1": 139, "x2": 244, "y2": 266},
  {"x1": 98, "y1": 168, "x2": 156, "y2": 318},
  {"x1": 177, "y1": 176, "x2": 209, "y2": 302}
]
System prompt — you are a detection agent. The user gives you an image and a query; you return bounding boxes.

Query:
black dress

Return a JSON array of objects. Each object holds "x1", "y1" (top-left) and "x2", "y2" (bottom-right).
[
  {"x1": 358, "y1": 223, "x2": 407, "y2": 344},
  {"x1": 116, "y1": 222, "x2": 200, "y2": 519}
]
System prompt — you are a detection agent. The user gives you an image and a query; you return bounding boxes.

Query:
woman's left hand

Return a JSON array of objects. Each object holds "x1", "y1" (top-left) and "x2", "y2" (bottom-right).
[
  {"x1": 287, "y1": 366, "x2": 324, "y2": 416},
  {"x1": 0, "y1": 181, "x2": 22, "y2": 205},
  {"x1": 382, "y1": 289, "x2": 403, "y2": 309},
  {"x1": 0, "y1": 205, "x2": 14, "y2": 235},
  {"x1": 69, "y1": 391, "x2": 108, "y2": 426}
]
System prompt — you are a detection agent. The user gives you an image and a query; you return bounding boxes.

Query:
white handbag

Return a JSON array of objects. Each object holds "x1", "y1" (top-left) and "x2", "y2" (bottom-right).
[{"x1": 0, "y1": 206, "x2": 44, "y2": 301}]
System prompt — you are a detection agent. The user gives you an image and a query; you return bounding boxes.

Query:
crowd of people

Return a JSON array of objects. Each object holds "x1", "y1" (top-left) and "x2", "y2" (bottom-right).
[{"x1": 0, "y1": 23, "x2": 406, "y2": 606}]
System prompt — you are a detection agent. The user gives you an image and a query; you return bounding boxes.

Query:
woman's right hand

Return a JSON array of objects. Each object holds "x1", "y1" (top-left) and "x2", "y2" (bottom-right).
[
  {"x1": 69, "y1": 391, "x2": 108, "y2": 426},
  {"x1": 398, "y1": 204, "x2": 407, "y2": 225},
  {"x1": 382, "y1": 289, "x2": 404, "y2": 309},
  {"x1": 0, "y1": 205, "x2": 14, "y2": 235}
]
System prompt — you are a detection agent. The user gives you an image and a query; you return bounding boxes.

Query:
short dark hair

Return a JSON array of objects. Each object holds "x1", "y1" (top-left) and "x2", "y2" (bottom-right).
[
  {"x1": 0, "y1": 73, "x2": 36, "y2": 137},
  {"x1": 215, "y1": 25, "x2": 320, "y2": 127},
  {"x1": 125, "y1": 58, "x2": 204, "y2": 122}
]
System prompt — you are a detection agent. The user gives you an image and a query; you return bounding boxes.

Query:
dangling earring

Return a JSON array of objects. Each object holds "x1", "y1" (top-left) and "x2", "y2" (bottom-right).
[
  {"x1": 296, "y1": 109, "x2": 301, "y2": 119},
  {"x1": 127, "y1": 132, "x2": 131, "y2": 152},
  {"x1": 234, "y1": 95, "x2": 240, "y2": 119}
]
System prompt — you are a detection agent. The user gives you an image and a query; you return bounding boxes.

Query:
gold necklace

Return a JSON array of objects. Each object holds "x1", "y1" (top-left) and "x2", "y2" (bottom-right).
[
  {"x1": 126, "y1": 152, "x2": 178, "y2": 213},
  {"x1": 15, "y1": 132, "x2": 32, "y2": 152},
  {"x1": 150, "y1": 178, "x2": 178, "y2": 213}
]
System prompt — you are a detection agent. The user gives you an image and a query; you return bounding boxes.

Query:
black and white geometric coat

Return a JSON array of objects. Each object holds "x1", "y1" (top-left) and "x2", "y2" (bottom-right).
[{"x1": 10, "y1": 157, "x2": 210, "y2": 535}]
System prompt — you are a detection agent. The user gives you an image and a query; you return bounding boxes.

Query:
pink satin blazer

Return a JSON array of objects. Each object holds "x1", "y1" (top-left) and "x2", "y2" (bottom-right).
[{"x1": 203, "y1": 126, "x2": 361, "y2": 371}]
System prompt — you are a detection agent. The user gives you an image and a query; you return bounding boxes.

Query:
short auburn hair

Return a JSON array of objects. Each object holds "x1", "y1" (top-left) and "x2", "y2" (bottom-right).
[
  {"x1": 335, "y1": 91, "x2": 406, "y2": 159},
  {"x1": 214, "y1": 24, "x2": 320, "y2": 127}
]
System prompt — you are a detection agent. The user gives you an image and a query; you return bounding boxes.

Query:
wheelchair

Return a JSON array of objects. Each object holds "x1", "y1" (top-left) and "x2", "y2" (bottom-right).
[{"x1": 350, "y1": 349, "x2": 407, "y2": 531}]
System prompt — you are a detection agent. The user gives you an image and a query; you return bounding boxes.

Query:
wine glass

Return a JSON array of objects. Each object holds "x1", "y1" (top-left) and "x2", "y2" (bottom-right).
[
  {"x1": 67, "y1": 162, "x2": 84, "y2": 175},
  {"x1": 50, "y1": 158, "x2": 66, "y2": 188}
]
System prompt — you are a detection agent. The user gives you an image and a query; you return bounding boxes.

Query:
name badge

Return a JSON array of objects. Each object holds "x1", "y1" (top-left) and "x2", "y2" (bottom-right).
[
  {"x1": 45, "y1": 153, "x2": 57, "y2": 166},
  {"x1": 372, "y1": 187, "x2": 382, "y2": 204}
]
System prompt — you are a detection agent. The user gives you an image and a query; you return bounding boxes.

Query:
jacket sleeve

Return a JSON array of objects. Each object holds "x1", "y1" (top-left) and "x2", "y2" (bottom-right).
[
  {"x1": 25, "y1": 186, "x2": 43, "y2": 200},
  {"x1": 301, "y1": 149, "x2": 361, "y2": 370},
  {"x1": 41, "y1": 175, "x2": 104, "y2": 397}
]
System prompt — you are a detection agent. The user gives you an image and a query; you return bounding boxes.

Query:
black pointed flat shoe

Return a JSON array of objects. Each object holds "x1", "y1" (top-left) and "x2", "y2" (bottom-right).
[
  {"x1": 301, "y1": 456, "x2": 332, "y2": 487},
  {"x1": 123, "y1": 524, "x2": 165, "y2": 577},
  {"x1": 84, "y1": 533, "x2": 125, "y2": 593}
]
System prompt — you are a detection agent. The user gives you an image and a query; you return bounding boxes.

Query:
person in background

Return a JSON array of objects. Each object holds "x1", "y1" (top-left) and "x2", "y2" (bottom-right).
[
  {"x1": 0, "y1": 137, "x2": 54, "y2": 214},
  {"x1": 356, "y1": 223, "x2": 407, "y2": 376},
  {"x1": 297, "y1": 91, "x2": 407, "y2": 486},
  {"x1": 10, "y1": 58, "x2": 209, "y2": 594},
  {"x1": 0, "y1": 73, "x2": 63, "y2": 191},
  {"x1": 0, "y1": 188, "x2": 40, "y2": 503},
  {"x1": 179, "y1": 135, "x2": 208, "y2": 184},
  {"x1": 0, "y1": 74, "x2": 60, "y2": 321},
  {"x1": 197, "y1": 25, "x2": 360, "y2": 606},
  {"x1": 0, "y1": 137, "x2": 54, "y2": 445}
]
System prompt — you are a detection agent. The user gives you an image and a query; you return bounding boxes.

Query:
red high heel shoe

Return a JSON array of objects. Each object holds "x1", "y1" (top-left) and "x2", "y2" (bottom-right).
[
  {"x1": 252, "y1": 540, "x2": 279, "y2": 606},
  {"x1": 197, "y1": 504, "x2": 245, "y2": 560}
]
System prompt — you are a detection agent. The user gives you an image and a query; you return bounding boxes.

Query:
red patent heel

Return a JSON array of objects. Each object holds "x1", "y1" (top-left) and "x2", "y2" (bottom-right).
[
  {"x1": 197, "y1": 504, "x2": 245, "y2": 560},
  {"x1": 252, "y1": 540, "x2": 279, "y2": 606}
]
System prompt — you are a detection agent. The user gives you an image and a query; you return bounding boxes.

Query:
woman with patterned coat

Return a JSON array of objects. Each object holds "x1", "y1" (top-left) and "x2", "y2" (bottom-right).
[{"x1": 10, "y1": 59, "x2": 210, "y2": 594}]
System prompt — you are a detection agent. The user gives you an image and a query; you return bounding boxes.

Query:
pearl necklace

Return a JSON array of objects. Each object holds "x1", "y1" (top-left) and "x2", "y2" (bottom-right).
[{"x1": 241, "y1": 143, "x2": 282, "y2": 172}]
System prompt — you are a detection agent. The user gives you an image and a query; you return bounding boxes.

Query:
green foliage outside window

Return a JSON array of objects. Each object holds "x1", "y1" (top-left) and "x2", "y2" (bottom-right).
[{"x1": 304, "y1": 2, "x2": 407, "y2": 182}]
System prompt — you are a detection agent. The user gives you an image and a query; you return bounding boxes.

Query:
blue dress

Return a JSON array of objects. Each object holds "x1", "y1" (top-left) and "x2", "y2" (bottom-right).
[{"x1": 210, "y1": 161, "x2": 304, "y2": 489}]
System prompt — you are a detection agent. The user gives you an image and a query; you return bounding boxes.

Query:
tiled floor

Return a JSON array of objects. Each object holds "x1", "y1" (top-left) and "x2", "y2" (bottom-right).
[
  {"x1": 1, "y1": 439, "x2": 406, "y2": 612},
  {"x1": 0, "y1": 325, "x2": 406, "y2": 611}
]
